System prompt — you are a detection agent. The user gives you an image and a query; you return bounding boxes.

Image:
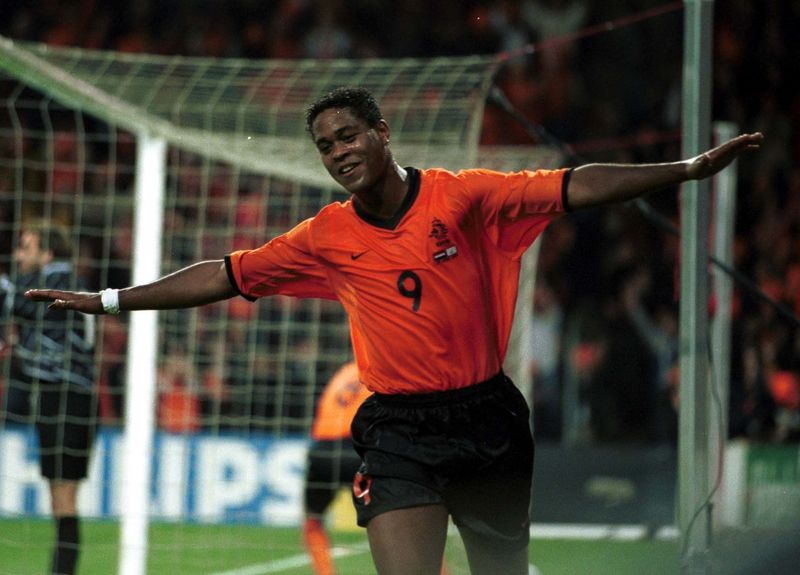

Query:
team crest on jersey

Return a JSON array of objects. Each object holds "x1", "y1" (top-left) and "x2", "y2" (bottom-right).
[{"x1": 429, "y1": 217, "x2": 458, "y2": 263}]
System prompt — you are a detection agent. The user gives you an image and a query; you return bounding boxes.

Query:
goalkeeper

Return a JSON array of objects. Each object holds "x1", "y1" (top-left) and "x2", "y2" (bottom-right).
[
  {"x1": 26, "y1": 87, "x2": 762, "y2": 575},
  {"x1": 1, "y1": 220, "x2": 97, "y2": 575}
]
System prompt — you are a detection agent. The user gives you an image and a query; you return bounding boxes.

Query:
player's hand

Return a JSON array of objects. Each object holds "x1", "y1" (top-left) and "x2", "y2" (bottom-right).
[
  {"x1": 24, "y1": 289, "x2": 105, "y2": 314},
  {"x1": 686, "y1": 132, "x2": 763, "y2": 181}
]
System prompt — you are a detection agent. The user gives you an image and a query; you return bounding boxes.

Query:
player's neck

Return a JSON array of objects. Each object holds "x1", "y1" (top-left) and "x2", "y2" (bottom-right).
[{"x1": 354, "y1": 163, "x2": 409, "y2": 219}]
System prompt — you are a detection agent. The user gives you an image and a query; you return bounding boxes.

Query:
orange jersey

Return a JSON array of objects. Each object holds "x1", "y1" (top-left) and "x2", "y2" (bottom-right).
[
  {"x1": 310, "y1": 361, "x2": 371, "y2": 440},
  {"x1": 227, "y1": 167, "x2": 567, "y2": 393}
]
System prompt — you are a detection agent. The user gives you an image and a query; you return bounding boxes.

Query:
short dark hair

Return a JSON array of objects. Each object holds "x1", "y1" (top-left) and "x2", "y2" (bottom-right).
[{"x1": 306, "y1": 87, "x2": 383, "y2": 136}]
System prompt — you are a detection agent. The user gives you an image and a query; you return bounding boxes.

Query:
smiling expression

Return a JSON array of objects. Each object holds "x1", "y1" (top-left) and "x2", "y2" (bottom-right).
[{"x1": 311, "y1": 107, "x2": 392, "y2": 197}]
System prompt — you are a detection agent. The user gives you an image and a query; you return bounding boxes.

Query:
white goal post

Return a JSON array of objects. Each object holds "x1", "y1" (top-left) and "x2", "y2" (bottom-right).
[{"x1": 0, "y1": 35, "x2": 561, "y2": 574}]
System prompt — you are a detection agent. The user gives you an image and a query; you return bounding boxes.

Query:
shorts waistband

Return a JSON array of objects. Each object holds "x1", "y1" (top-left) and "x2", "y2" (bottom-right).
[{"x1": 372, "y1": 371, "x2": 509, "y2": 407}]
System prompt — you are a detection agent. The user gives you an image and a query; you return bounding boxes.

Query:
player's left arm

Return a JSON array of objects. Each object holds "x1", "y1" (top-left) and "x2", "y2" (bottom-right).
[{"x1": 566, "y1": 132, "x2": 763, "y2": 210}]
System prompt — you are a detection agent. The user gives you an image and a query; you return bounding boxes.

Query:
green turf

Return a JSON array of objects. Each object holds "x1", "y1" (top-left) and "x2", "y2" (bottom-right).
[
  {"x1": 0, "y1": 517, "x2": 680, "y2": 574},
  {"x1": 529, "y1": 539, "x2": 679, "y2": 574}
]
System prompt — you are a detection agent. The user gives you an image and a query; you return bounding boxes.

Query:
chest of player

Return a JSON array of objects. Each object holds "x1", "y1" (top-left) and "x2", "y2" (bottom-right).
[
  {"x1": 321, "y1": 209, "x2": 484, "y2": 315},
  {"x1": 335, "y1": 207, "x2": 469, "y2": 272}
]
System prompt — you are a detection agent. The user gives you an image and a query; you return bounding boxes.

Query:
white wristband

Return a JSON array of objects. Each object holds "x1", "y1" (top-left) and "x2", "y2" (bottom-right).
[{"x1": 100, "y1": 288, "x2": 120, "y2": 315}]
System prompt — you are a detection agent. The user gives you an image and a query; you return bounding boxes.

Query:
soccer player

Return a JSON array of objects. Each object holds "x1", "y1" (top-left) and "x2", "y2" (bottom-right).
[
  {"x1": 1, "y1": 220, "x2": 97, "y2": 575},
  {"x1": 303, "y1": 361, "x2": 369, "y2": 575},
  {"x1": 25, "y1": 87, "x2": 762, "y2": 575}
]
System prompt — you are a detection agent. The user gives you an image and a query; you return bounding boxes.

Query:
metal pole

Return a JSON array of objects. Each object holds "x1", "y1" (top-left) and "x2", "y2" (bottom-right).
[
  {"x1": 679, "y1": 1, "x2": 714, "y2": 573},
  {"x1": 119, "y1": 132, "x2": 166, "y2": 575},
  {"x1": 710, "y1": 121, "x2": 738, "y2": 527}
]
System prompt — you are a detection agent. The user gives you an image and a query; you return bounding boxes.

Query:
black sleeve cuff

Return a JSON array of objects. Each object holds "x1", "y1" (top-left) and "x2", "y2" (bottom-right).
[
  {"x1": 561, "y1": 167, "x2": 575, "y2": 212},
  {"x1": 224, "y1": 255, "x2": 257, "y2": 302}
]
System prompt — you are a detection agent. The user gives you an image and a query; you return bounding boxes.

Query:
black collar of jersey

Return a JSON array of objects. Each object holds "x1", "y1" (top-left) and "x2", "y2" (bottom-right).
[{"x1": 353, "y1": 167, "x2": 419, "y2": 230}]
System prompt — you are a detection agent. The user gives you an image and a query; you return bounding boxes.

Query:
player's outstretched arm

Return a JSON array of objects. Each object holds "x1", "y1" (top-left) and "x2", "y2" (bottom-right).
[
  {"x1": 566, "y1": 132, "x2": 763, "y2": 210},
  {"x1": 25, "y1": 260, "x2": 237, "y2": 314}
]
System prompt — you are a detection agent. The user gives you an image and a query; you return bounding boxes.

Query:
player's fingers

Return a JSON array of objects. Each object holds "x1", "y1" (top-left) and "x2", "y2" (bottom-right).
[
  {"x1": 24, "y1": 289, "x2": 60, "y2": 301},
  {"x1": 707, "y1": 134, "x2": 761, "y2": 168},
  {"x1": 715, "y1": 133, "x2": 761, "y2": 154},
  {"x1": 728, "y1": 133, "x2": 763, "y2": 153},
  {"x1": 47, "y1": 296, "x2": 99, "y2": 314}
]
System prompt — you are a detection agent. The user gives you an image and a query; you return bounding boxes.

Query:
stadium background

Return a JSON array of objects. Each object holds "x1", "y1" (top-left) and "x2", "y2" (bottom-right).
[{"x1": 0, "y1": 1, "x2": 798, "y2": 574}]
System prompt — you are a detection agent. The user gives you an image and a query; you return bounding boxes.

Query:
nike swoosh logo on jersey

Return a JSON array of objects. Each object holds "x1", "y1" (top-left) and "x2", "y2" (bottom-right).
[{"x1": 351, "y1": 251, "x2": 368, "y2": 260}]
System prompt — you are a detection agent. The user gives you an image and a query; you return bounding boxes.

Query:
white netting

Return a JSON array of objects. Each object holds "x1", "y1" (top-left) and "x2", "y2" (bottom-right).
[
  {"x1": 0, "y1": 36, "x2": 510, "y2": 187},
  {"x1": 0, "y1": 35, "x2": 560, "y2": 574}
]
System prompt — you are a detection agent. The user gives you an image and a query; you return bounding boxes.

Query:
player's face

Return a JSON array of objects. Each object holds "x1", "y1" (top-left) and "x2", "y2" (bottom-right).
[
  {"x1": 311, "y1": 107, "x2": 391, "y2": 196},
  {"x1": 15, "y1": 231, "x2": 51, "y2": 274}
]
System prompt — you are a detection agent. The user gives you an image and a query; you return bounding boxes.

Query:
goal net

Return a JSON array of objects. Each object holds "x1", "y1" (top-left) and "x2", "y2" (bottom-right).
[{"x1": 0, "y1": 36, "x2": 561, "y2": 574}]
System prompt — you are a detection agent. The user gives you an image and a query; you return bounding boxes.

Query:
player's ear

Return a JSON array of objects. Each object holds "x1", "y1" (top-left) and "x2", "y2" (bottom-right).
[{"x1": 376, "y1": 119, "x2": 390, "y2": 145}]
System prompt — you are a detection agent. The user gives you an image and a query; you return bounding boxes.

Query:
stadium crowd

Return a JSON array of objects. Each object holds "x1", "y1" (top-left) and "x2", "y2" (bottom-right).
[{"x1": 0, "y1": 0, "x2": 798, "y2": 444}]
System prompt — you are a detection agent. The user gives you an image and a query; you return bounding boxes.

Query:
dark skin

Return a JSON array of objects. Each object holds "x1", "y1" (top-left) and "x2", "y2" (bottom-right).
[
  {"x1": 25, "y1": 107, "x2": 762, "y2": 574},
  {"x1": 311, "y1": 108, "x2": 408, "y2": 218}
]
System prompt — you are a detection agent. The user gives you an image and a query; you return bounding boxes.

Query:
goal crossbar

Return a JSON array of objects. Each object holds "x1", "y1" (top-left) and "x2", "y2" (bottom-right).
[{"x1": 0, "y1": 36, "x2": 509, "y2": 188}]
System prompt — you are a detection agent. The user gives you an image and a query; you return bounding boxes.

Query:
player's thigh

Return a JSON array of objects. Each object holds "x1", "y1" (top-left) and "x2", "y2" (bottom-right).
[
  {"x1": 445, "y1": 383, "x2": 534, "y2": 569},
  {"x1": 36, "y1": 385, "x2": 98, "y2": 480},
  {"x1": 447, "y1": 460, "x2": 532, "y2": 575},
  {"x1": 458, "y1": 526, "x2": 530, "y2": 575},
  {"x1": 367, "y1": 503, "x2": 449, "y2": 575},
  {"x1": 2, "y1": 376, "x2": 33, "y2": 421}
]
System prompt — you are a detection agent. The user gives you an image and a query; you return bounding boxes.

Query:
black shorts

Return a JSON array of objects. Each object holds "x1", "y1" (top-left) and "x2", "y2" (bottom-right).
[
  {"x1": 350, "y1": 372, "x2": 534, "y2": 551},
  {"x1": 35, "y1": 383, "x2": 99, "y2": 481},
  {"x1": 304, "y1": 437, "x2": 362, "y2": 516}
]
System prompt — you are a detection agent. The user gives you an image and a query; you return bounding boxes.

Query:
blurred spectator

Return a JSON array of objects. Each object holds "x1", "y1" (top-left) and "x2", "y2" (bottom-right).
[
  {"x1": 530, "y1": 278, "x2": 563, "y2": 440},
  {"x1": 301, "y1": 1, "x2": 353, "y2": 59},
  {"x1": 157, "y1": 343, "x2": 202, "y2": 434},
  {"x1": 769, "y1": 370, "x2": 800, "y2": 442},
  {"x1": 729, "y1": 343, "x2": 777, "y2": 440},
  {"x1": 520, "y1": 0, "x2": 587, "y2": 71},
  {"x1": 97, "y1": 315, "x2": 127, "y2": 423},
  {"x1": 586, "y1": 264, "x2": 660, "y2": 443}
]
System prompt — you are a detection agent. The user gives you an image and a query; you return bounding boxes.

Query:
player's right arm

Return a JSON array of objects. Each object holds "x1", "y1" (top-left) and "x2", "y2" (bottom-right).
[{"x1": 25, "y1": 260, "x2": 236, "y2": 314}]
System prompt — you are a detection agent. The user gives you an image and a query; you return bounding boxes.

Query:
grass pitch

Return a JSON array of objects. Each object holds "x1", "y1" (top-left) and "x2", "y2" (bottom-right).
[{"x1": 0, "y1": 517, "x2": 680, "y2": 574}]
